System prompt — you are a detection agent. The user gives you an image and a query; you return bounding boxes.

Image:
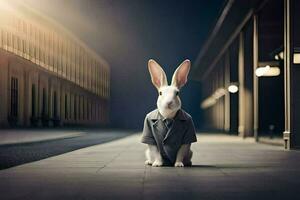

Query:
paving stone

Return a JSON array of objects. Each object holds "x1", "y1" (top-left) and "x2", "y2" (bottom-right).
[{"x1": 0, "y1": 133, "x2": 299, "y2": 200}]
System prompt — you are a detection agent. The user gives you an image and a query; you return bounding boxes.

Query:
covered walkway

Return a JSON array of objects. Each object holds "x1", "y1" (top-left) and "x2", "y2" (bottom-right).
[{"x1": 1, "y1": 133, "x2": 299, "y2": 200}]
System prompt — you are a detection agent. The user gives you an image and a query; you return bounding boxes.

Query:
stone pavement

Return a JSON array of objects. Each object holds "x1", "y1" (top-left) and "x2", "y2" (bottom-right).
[
  {"x1": 0, "y1": 129, "x2": 85, "y2": 145},
  {"x1": 1, "y1": 133, "x2": 300, "y2": 200}
]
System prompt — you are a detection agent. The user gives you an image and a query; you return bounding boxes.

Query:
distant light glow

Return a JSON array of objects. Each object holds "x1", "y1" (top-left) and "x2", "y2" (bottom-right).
[
  {"x1": 274, "y1": 51, "x2": 284, "y2": 60},
  {"x1": 256, "y1": 65, "x2": 270, "y2": 77},
  {"x1": 212, "y1": 88, "x2": 226, "y2": 99},
  {"x1": 201, "y1": 88, "x2": 226, "y2": 109},
  {"x1": 294, "y1": 53, "x2": 300, "y2": 64},
  {"x1": 201, "y1": 98, "x2": 217, "y2": 109},
  {"x1": 256, "y1": 65, "x2": 280, "y2": 77},
  {"x1": 279, "y1": 51, "x2": 284, "y2": 60},
  {"x1": 264, "y1": 67, "x2": 280, "y2": 76},
  {"x1": 228, "y1": 84, "x2": 238, "y2": 93}
]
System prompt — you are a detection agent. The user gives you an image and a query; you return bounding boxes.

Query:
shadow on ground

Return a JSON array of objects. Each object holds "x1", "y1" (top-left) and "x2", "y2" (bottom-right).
[{"x1": 0, "y1": 130, "x2": 134, "y2": 170}]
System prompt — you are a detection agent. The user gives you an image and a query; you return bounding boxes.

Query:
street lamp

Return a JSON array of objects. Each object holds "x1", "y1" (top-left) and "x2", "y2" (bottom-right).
[
  {"x1": 294, "y1": 53, "x2": 300, "y2": 64},
  {"x1": 255, "y1": 65, "x2": 280, "y2": 77},
  {"x1": 228, "y1": 83, "x2": 239, "y2": 93},
  {"x1": 293, "y1": 48, "x2": 300, "y2": 64},
  {"x1": 274, "y1": 51, "x2": 284, "y2": 60},
  {"x1": 255, "y1": 65, "x2": 270, "y2": 77}
]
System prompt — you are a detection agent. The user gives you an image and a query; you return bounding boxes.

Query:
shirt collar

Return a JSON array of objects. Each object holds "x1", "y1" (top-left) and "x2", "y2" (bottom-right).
[{"x1": 149, "y1": 109, "x2": 187, "y2": 121}]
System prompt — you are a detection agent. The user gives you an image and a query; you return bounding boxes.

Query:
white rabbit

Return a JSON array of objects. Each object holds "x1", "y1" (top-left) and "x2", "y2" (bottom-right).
[{"x1": 141, "y1": 59, "x2": 197, "y2": 167}]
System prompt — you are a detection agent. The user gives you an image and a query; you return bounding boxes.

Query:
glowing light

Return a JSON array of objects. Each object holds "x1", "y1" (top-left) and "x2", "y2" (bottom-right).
[
  {"x1": 201, "y1": 88, "x2": 226, "y2": 109},
  {"x1": 228, "y1": 84, "x2": 238, "y2": 93},
  {"x1": 256, "y1": 65, "x2": 280, "y2": 77},
  {"x1": 294, "y1": 53, "x2": 300, "y2": 64},
  {"x1": 255, "y1": 65, "x2": 270, "y2": 77},
  {"x1": 279, "y1": 51, "x2": 284, "y2": 60},
  {"x1": 274, "y1": 51, "x2": 284, "y2": 60},
  {"x1": 264, "y1": 67, "x2": 280, "y2": 76},
  {"x1": 212, "y1": 88, "x2": 226, "y2": 99},
  {"x1": 201, "y1": 98, "x2": 216, "y2": 109}
]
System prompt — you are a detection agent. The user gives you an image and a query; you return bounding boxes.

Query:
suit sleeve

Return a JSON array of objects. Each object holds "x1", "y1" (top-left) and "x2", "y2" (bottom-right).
[
  {"x1": 182, "y1": 118, "x2": 197, "y2": 144},
  {"x1": 141, "y1": 116, "x2": 156, "y2": 145}
]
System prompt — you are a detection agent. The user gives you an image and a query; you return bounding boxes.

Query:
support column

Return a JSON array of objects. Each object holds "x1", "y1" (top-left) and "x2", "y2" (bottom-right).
[
  {"x1": 283, "y1": 0, "x2": 291, "y2": 149},
  {"x1": 48, "y1": 79, "x2": 53, "y2": 126},
  {"x1": 284, "y1": 0, "x2": 300, "y2": 149},
  {"x1": 224, "y1": 51, "x2": 230, "y2": 132},
  {"x1": 238, "y1": 32, "x2": 246, "y2": 137},
  {"x1": 253, "y1": 15, "x2": 259, "y2": 142}
]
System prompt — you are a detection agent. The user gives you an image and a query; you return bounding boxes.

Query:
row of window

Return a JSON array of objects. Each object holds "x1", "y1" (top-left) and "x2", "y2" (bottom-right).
[
  {"x1": 10, "y1": 77, "x2": 108, "y2": 124},
  {"x1": 61, "y1": 92, "x2": 108, "y2": 122},
  {"x1": 32, "y1": 86, "x2": 107, "y2": 122},
  {"x1": 10, "y1": 77, "x2": 18, "y2": 118},
  {"x1": 0, "y1": 11, "x2": 109, "y2": 99}
]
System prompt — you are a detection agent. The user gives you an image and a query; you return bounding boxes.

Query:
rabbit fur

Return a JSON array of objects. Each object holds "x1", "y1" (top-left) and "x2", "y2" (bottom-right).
[{"x1": 145, "y1": 59, "x2": 193, "y2": 167}]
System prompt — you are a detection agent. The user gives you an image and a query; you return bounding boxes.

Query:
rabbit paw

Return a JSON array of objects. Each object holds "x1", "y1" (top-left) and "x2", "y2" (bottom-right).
[
  {"x1": 174, "y1": 162, "x2": 184, "y2": 167},
  {"x1": 152, "y1": 160, "x2": 163, "y2": 167},
  {"x1": 145, "y1": 160, "x2": 153, "y2": 165}
]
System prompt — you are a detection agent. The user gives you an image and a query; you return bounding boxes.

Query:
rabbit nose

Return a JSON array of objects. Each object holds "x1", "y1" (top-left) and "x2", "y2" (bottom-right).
[{"x1": 167, "y1": 101, "x2": 173, "y2": 107}]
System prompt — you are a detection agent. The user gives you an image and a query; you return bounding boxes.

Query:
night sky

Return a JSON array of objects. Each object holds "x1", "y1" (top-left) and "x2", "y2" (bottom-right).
[{"x1": 23, "y1": 0, "x2": 224, "y2": 129}]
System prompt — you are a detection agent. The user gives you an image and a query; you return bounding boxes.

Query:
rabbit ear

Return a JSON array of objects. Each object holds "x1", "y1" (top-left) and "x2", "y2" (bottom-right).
[
  {"x1": 171, "y1": 59, "x2": 191, "y2": 89},
  {"x1": 148, "y1": 59, "x2": 168, "y2": 89}
]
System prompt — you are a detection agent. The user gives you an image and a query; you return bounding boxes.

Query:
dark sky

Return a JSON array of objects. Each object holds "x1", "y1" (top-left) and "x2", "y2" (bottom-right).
[{"x1": 24, "y1": 0, "x2": 224, "y2": 129}]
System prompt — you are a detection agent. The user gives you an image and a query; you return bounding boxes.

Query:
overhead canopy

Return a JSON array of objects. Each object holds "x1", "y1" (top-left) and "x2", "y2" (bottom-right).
[{"x1": 191, "y1": 0, "x2": 264, "y2": 81}]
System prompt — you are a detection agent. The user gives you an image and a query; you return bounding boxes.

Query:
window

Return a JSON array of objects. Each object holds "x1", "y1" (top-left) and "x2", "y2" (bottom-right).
[
  {"x1": 29, "y1": 24, "x2": 34, "y2": 59},
  {"x1": 7, "y1": 32, "x2": 12, "y2": 50},
  {"x1": 66, "y1": 41, "x2": 71, "y2": 80},
  {"x1": 43, "y1": 33, "x2": 52, "y2": 66},
  {"x1": 69, "y1": 94, "x2": 72, "y2": 120},
  {"x1": 87, "y1": 57, "x2": 91, "y2": 89},
  {"x1": 74, "y1": 95, "x2": 77, "y2": 120},
  {"x1": 65, "y1": 94, "x2": 68, "y2": 119},
  {"x1": 75, "y1": 46, "x2": 79, "y2": 84},
  {"x1": 53, "y1": 91, "x2": 57, "y2": 118},
  {"x1": 38, "y1": 30, "x2": 42, "y2": 63},
  {"x1": 12, "y1": 34, "x2": 17, "y2": 53},
  {"x1": 78, "y1": 95, "x2": 81, "y2": 120},
  {"x1": 53, "y1": 35, "x2": 57, "y2": 70},
  {"x1": 35, "y1": 28, "x2": 39, "y2": 63},
  {"x1": 62, "y1": 41, "x2": 67, "y2": 78},
  {"x1": 31, "y1": 84, "x2": 36, "y2": 117},
  {"x1": 41, "y1": 32, "x2": 45, "y2": 65},
  {"x1": 3, "y1": 30, "x2": 7, "y2": 50},
  {"x1": 10, "y1": 77, "x2": 19, "y2": 118},
  {"x1": 83, "y1": 97, "x2": 86, "y2": 120},
  {"x1": 87, "y1": 100, "x2": 90, "y2": 120},
  {"x1": 95, "y1": 64, "x2": 98, "y2": 95},
  {"x1": 72, "y1": 44, "x2": 76, "y2": 82},
  {"x1": 42, "y1": 88, "x2": 47, "y2": 117}
]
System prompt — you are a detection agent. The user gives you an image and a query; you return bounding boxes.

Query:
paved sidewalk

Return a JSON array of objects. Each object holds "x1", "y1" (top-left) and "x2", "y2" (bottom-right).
[
  {"x1": 0, "y1": 130, "x2": 133, "y2": 169},
  {"x1": 1, "y1": 133, "x2": 299, "y2": 200},
  {"x1": 0, "y1": 129, "x2": 85, "y2": 145}
]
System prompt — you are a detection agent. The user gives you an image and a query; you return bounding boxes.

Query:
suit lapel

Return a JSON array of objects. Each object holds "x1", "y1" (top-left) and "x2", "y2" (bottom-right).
[
  {"x1": 163, "y1": 120, "x2": 184, "y2": 143},
  {"x1": 150, "y1": 109, "x2": 187, "y2": 143},
  {"x1": 152, "y1": 120, "x2": 167, "y2": 140}
]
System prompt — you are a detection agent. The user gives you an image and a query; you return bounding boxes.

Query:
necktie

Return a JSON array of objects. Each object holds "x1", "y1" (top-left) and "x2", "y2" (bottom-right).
[{"x1": 164, "y1": 119, "x2": 173, "y2": 129}]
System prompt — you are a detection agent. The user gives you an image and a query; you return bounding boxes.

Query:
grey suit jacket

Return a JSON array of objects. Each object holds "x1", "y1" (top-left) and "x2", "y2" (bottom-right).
[{"x1": 141, "y1": 109, "x2": 197, "y2": 165}]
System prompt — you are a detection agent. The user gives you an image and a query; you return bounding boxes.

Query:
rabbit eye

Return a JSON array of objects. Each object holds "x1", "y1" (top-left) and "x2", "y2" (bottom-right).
[
  {"x1": 176, "y1": 91, "x2": 179, "y2": 96},
  {"x1": 159, "y1": 91, "x2": 162, "y2": 95}
]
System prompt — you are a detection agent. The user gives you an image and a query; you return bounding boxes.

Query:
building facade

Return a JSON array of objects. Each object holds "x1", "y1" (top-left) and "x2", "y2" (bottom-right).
[
  {"x1": 192, "y1": 0, "x2": 300, "y2": 149},
  {"x1": 0, "y1": 1, "x2": 110, "y2": 127}
]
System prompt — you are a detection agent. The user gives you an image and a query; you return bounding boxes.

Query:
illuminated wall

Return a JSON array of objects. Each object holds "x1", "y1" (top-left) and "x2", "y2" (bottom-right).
[{"x1": 0, "y1": 1, "x2": 110, "y2": 127}]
